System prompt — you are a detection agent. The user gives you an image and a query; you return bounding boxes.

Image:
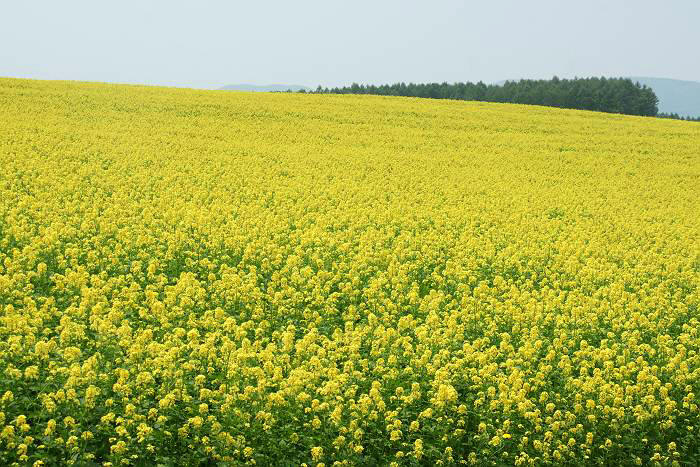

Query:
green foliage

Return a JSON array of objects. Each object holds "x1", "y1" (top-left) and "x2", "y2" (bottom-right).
[
  {"x1": 317, "y1": 77, "x2": 661, "y2": 117},
  {"x1": 658, "y1": 112, "x2": 700, "y2": 122}
]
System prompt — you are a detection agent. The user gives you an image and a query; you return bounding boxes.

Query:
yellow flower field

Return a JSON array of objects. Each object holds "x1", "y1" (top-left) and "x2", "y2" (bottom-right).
[{"x1": 0, "y1": 77, "x2": 699, "y2": 466}]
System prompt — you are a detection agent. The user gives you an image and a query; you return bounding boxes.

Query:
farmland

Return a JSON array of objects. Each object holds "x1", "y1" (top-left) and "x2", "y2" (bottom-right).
[{"x1": 0, "y1": 78, "x2": 699, "y2": 465}]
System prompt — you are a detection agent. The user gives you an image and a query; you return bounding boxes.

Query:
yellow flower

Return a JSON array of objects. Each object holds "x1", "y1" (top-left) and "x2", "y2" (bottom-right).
[
  {"x1": 311, "y1": 446, "x2": 323, "y2": 461},
  {"x1": 111, "y1": 441, "x2": 127, "y2": 454},
  {"x1": 23, "y1": 366, "x2": 39, "y2": 380},
  {"x1": 414, "y1": 439, "x2": 424, "y2": 459}
]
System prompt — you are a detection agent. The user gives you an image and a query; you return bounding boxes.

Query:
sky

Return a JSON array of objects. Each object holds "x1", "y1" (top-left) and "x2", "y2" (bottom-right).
[{"x1": 2, "y1": 0, "x2": 699, "y2": 89}]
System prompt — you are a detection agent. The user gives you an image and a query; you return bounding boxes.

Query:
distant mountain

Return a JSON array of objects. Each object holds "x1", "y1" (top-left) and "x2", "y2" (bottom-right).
[
  {"x1": 627, "y1": 77, "x2": 700, "y2": 118},
  {"x1": 220, "y1": 84, "x2": 311, "y2": 92}
]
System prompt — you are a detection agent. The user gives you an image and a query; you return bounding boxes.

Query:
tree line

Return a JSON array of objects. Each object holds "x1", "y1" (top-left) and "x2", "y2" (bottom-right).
[
  {"x1": 657, "y1": 112, "x2": 700, "y2": 122},
  {"x1": 308, "y1": 77, "x2": 666, "y2": 118}
]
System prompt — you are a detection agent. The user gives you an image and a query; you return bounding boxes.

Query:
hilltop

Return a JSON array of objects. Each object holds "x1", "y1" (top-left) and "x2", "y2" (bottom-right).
[{"x1": 220, "y1": 83, "x2": 310, "y2": 92}]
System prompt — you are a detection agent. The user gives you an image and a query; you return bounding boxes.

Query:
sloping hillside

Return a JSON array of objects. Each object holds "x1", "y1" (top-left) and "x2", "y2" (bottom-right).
[{"x1": 1, "y1": 78, "x2": 699, "y2": 465}]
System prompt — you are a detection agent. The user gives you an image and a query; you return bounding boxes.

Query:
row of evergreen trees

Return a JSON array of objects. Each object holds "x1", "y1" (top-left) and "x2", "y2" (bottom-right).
[
  {"x1": 311, "y1": 77, "x2": 662, "y2": 117},
  {"x1": 657, "y1": 112, "x2": 700, "y2": 122}
]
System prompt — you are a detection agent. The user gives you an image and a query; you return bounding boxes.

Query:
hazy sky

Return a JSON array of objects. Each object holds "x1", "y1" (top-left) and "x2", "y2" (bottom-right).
[{"x1": 2, "y1": 1, "x2": 699, "y2": 89}]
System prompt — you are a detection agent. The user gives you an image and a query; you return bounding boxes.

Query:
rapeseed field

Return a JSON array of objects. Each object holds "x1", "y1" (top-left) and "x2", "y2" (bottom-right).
[{"x1": 0, "y1": 78, "x2": 699, "y2": 466}]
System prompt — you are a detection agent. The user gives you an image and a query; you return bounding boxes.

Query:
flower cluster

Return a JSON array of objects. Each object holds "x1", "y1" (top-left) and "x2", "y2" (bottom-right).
[{"x1": 0, "y1": 77, "x2": 699, "y2": 465}]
